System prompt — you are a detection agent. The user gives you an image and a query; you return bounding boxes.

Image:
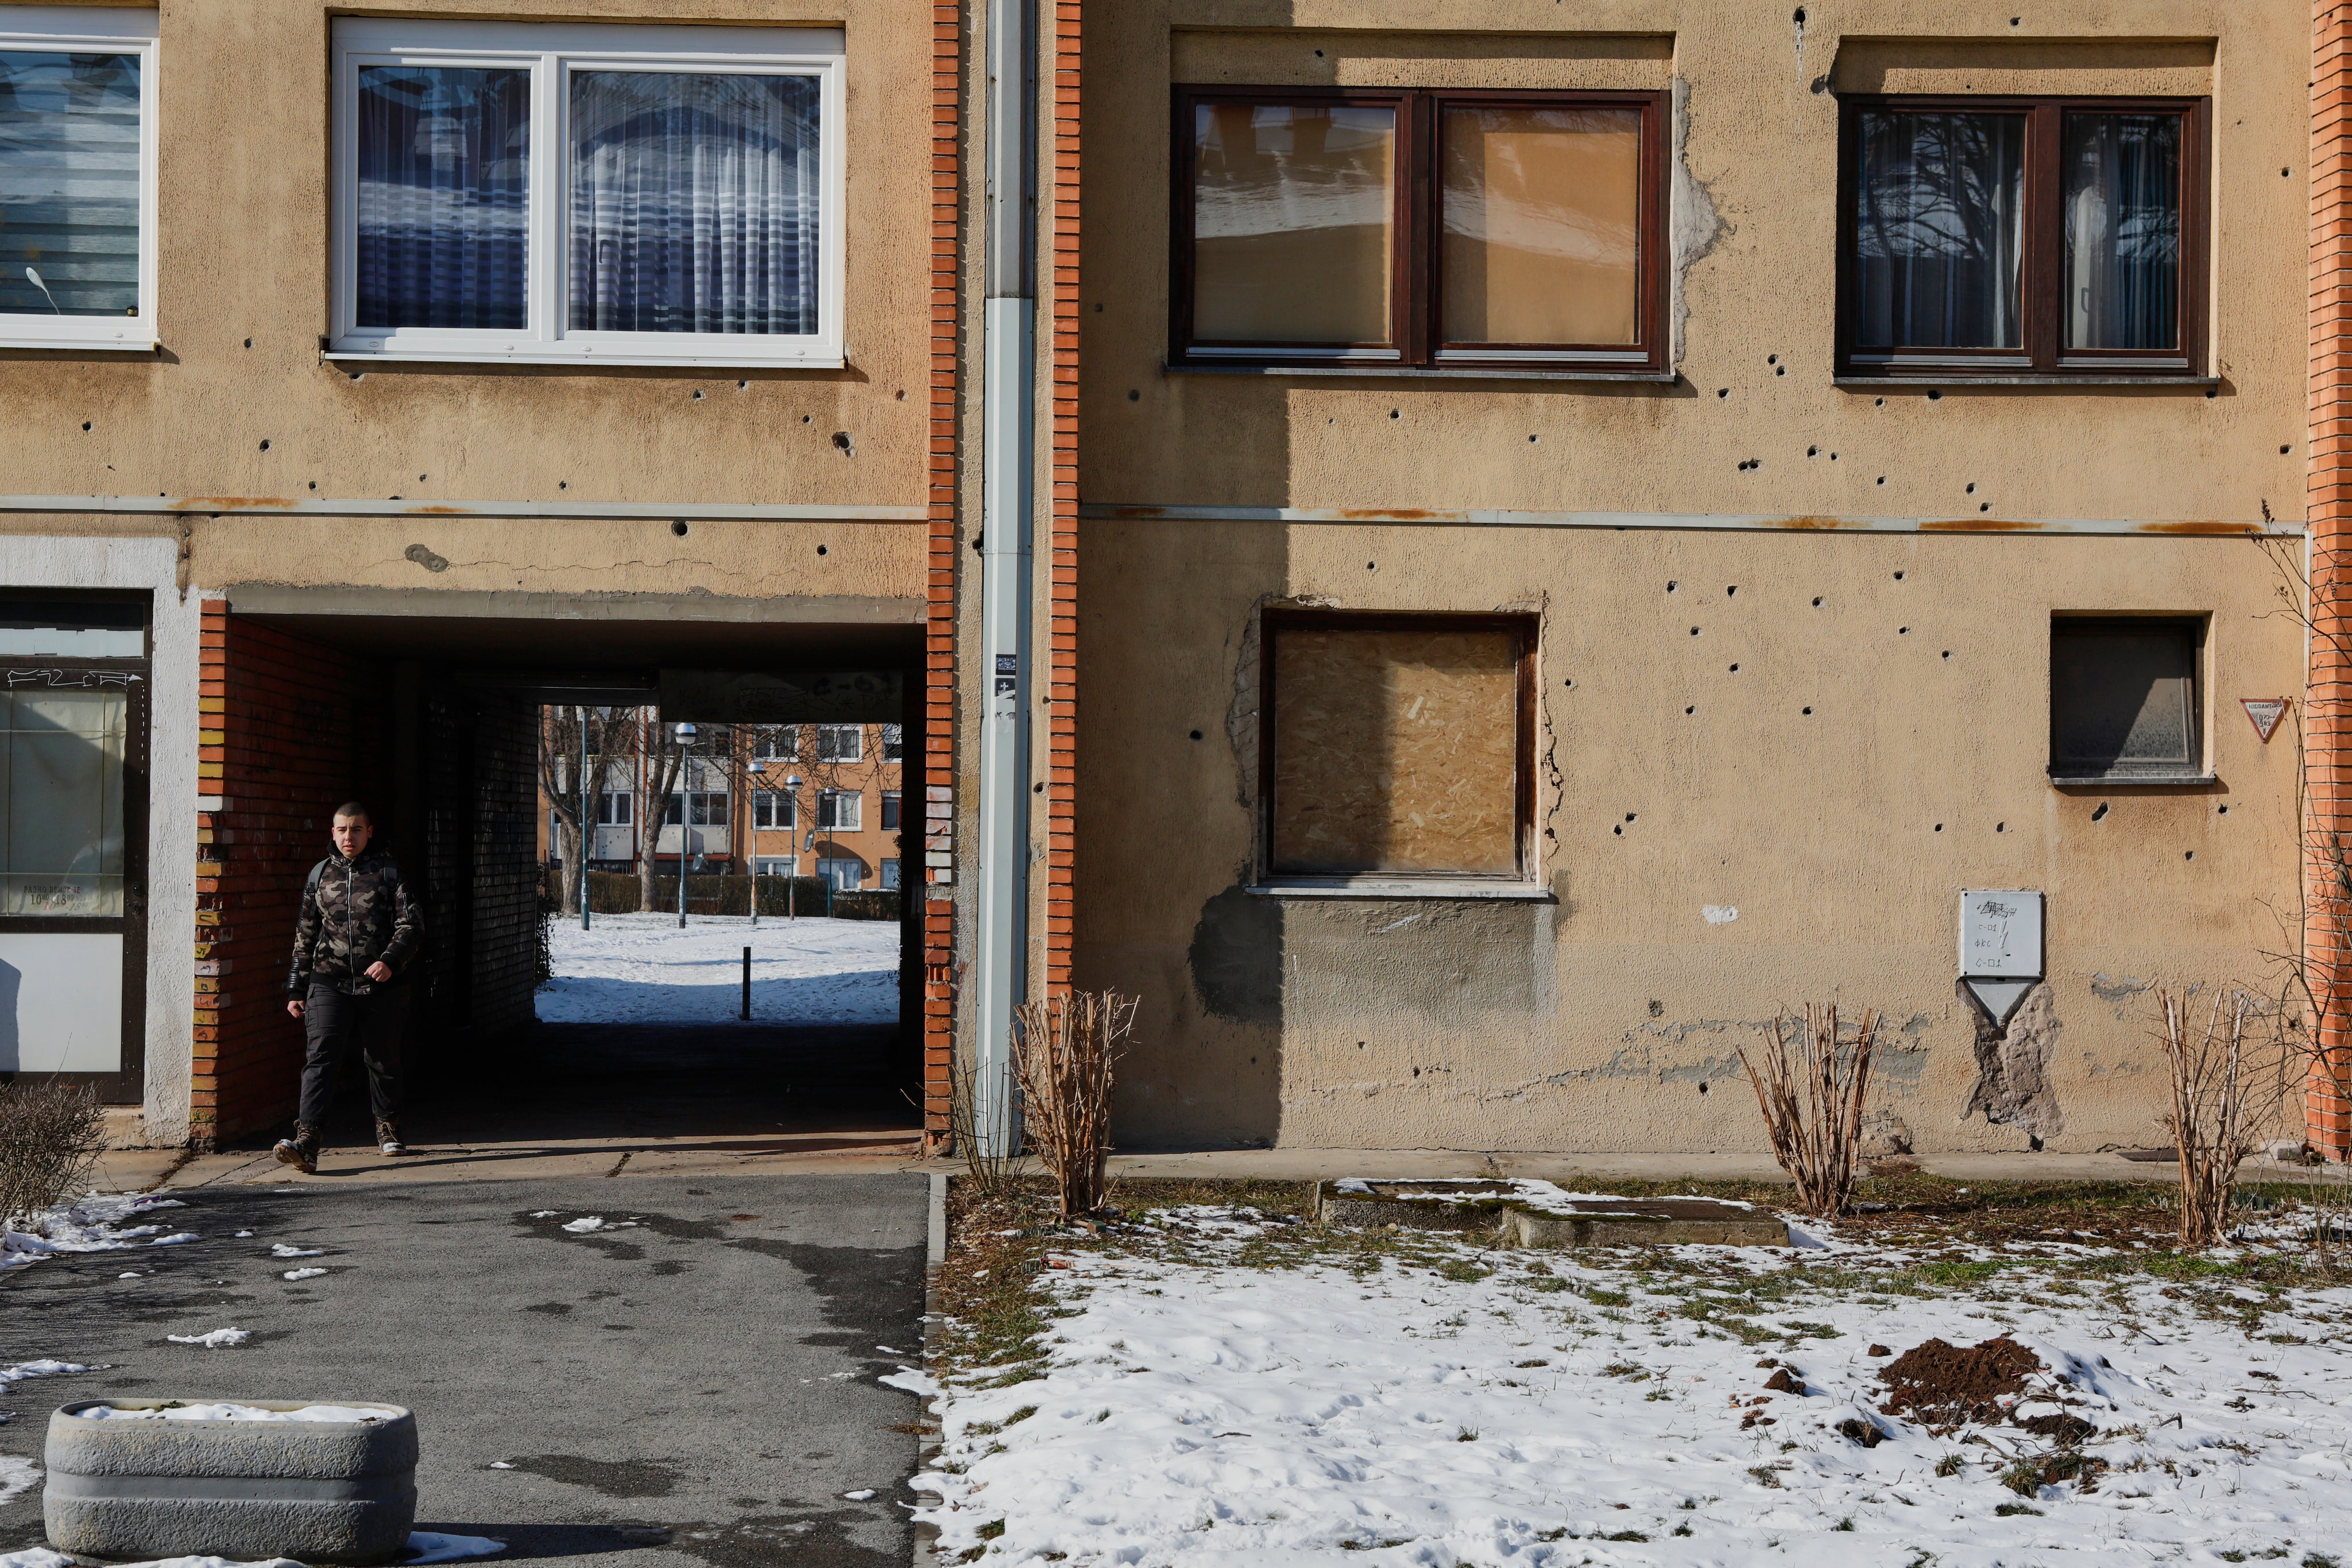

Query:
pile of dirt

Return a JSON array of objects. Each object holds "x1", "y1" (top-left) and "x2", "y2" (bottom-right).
[{"x1": 1877, "y1": 1334, "x2": 2042, "y2": 1431}]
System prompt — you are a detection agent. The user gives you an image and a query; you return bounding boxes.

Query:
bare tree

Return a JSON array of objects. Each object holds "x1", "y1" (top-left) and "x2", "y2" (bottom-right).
[
  {"x1": 631, "y1": 707, "x2": 689, "y2": 914},
  {"x1": 1736, "y1": 1003, "x2": 1882, "y2": 1218},
  {"x1": 2249, "y1": 535, "x2": 2351, "y2": 1162},
  {"x1": 1011, "y1": 990, "x2": 1139, "y2": 1216},
  {"x1": 539, "y1": 707, "x2": 620, "y2": 917}
]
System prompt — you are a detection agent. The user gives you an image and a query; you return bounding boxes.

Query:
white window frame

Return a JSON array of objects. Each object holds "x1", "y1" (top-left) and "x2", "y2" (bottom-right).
[
  {"x1": 0, "y1": 8, "x2": 158, "y2": 351},
  {"x1": 818, "y1": 788, "x2": 861, "y2": 831},
  {"x1": 327, "y1": 18, "x2": 845, "y2": 367},
  {"x1": 817, "y1": 723, "x2": 861, "y2": 762}
]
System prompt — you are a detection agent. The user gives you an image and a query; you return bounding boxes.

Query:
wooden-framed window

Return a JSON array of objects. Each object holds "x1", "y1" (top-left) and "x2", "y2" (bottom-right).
[
  {"x1": 1259, "y1": 611, "x2": 1537, "y2": 881},
  {"x1": 2049, "y1": 615, "x2": 2207, "y2": 783},
  {"x1": 1838, "y1": 96, "x2": 2208, "y2": 378},
  {"x1": 1171, "y1": 87, "x2": 1668, "y2": 373}
]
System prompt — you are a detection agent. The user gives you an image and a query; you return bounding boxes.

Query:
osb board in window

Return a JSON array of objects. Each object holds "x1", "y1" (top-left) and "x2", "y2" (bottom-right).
[{"x1": 1271, "y1": 626, "x2": 1518, "y2": 876}]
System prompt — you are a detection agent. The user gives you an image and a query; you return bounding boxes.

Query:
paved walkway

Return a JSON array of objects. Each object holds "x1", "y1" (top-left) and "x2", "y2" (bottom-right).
[{"x1": 2, "y1": 1174, "x2": 929, "y2": 1568}]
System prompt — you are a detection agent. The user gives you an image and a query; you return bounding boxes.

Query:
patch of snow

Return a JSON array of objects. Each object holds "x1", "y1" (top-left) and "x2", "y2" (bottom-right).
[
  {"x1": 269, "y1": 1243, "x2": 324, "y2": 1258},
  {"x1": 1, "y1": 1359, "x2": 88, "y2": 1385},
  {"x1": 529, "y1": 1210, "x2": 558, "y2": 1218},
  {"x1": 0, "y1": 1456, "x2": 39, "y2": 1509},
  {"x1": 234, "y1": 1230, "x2": 254, "y2": 1238},
  {"x1": 403, "y1": 1532, "x2": 505, "y2": 1563},
  {"x1": 488, "y1": 1461, "x2": 515, "y2": 1469},
  {"x1": 842, "y1": 1489, "x2": 876, "y2": 1501},
  {"x1": 914, "y1": 1209, "x2": 2352, "y2": 1566},
  {"x1": 3, "y1": 1195, "x2": 195, "y2": 1273},
  {"x1": 562, "y1": 1217, "x2": 607, "y2": 1233},
  {"x1": 881, "y1": 1368, "x2": 939, "y2": 1400},
  {"x1": 165, "y1": 1328, "x2": 251, "y2": 1348},
  {"x1": 74, "y1": 1403, "x2": 396, "y2": 1423},
  {"x1": 1353, "y1": 1179, "x2": 1758, "y2": 1219},
  {"x1": 537, "y1": 912, "x2": 898, "y2": 1025},
  {"x1": 281, "y1": 1267, "x2": 328, "y2": 1281}
]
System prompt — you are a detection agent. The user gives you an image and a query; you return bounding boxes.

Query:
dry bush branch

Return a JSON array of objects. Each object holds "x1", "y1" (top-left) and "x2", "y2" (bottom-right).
[
  {"x1": 947, "y1": 1047, "x2": 1023, "y2": 1202},
  {"x1": 1010, "y1": 990, "x2": 1138, "y2": 1217},
  {"x1": 2156, "y1": 985, "x2": 2278, "y2": 1248},
  {"x1": 1736, "y1": 1002, "x2": 1880, "y2": 1218},
  {"x1": 0, "y1": 1078, "x2": 109, "y2": 1228}
]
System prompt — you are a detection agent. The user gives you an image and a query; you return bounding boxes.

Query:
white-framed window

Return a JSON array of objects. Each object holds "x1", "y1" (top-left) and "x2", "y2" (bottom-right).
[
  {"x1": 755, "y1": 725, "x2": 796, "y2": 760},
  {"x1": 755, "y1": 856, "x2": 794, "y2": 877},
  {"x1": 816, "y1": 723, "x2": 861, "y2": 762},
  {"x1": 0, "y1": 8, "x2": 158, "y2": 351},
  {"x1": 327, "y1": 18, "x2": 845, "y2": 367},
  {"x1": 817, "y1": 788, "x2": 860, "y2": 831},
  {"x1": 817, "y1": 856, "x2": 862, "y2": 891},
  {"x1": 597, "y1": 790, "x2": 631, "y2": 825},
  {"x1": 752, "y1": 788, "x2": 793, "y2": 828},
  {"x1": 880, "y1": 722, "x2": 903, "y2": 761},
  {"x1": 879, "y1": 857, "x2": 900, "y2": 890}
]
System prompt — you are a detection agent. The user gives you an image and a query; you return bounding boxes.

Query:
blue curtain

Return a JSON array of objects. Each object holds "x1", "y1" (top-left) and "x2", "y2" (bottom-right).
[
  {"x1": 1851, "y1": 111, "x2": 2026, "y2": 350},
  {"x1": 2064, "y1": 114, "x2": 2180, "y2": 351},
  {"x1": 0, "y1": 51, "x2": 141, "y2": 317},
  {"x1": 354, "y1": 65, "x2": 529, "y2": 330},
  {"x1": 568, "y1": 72, "x2": 820, "y2": 335}
]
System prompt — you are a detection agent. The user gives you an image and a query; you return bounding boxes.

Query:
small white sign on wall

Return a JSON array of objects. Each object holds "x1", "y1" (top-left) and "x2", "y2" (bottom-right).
[{"x1": 1959, "y1": 889, "x2": 2042, "y2": 1027}]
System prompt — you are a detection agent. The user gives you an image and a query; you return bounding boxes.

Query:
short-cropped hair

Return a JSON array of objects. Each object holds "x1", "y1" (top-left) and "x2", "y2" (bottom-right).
[{"x1": 332, "y1": 801, "x2": 373, "y2": 824}]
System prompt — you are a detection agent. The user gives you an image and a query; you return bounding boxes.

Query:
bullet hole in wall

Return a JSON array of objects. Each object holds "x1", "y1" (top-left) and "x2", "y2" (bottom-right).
[
  {"x1": 258, "y1": 439, "x2": 270, "y2": 451},
  {"x1": 1831, "y1": 451, "x2": 1840, "y2": 460},
  {"x1": 1980, "y1": 502, "x2": 1990, "y2": 512},
  {"x1": 895, "y1": 389, "x2": 906, "y2": 400},
  {"x1": 1034, "y1": 781, "x2": 1044, "y2": 793},
  {"x1": 692, "y1": 389, "x2": 703, "y2": 400},
  {"x1": 1129, "y1": 389, "x2": 1140, "y2": 401},
  {"x1": 1689, "y1": 626, "x2": 1700, "y2": 636},
  {"x1": 1807, "y1": 446, "x2": 1818, "y2": 456},
  {"x1": 1626, "y1": 812, "x2": 1638, "y2": 822},
  {"x1": 1874, "y1": 397, "x2": 1886, "y2": 407},
  {"x1": 80, "y1": 421, "x2": 90, "y2": 431},
  {"x1": 2185, "y1": 850, "x2": 2195, "y2": 860},
  {"x1": 1997, "y1": 822, "x2": 2006, "y2": 832},
  {"x1": 1366, "y1": 560, "x2": 1376, "y2": 571},
  {"x1": 1893, "y1": 570, "x2": 1905, "y2": 580},
  {"x1": 1775, "y1": 365, "x2": 1786, "y2": 376},
  {"x1": 831, "y1": 431, "x2": 854, "y2": 455},
  {"x1": 1935, "y1": 823, "x2": 1944, "y2": 831},
  {"x1": 1812, "y1": 596, "x2": 1823, "y2": 606},
  {"x1": 1528, "y1": 434, "x2": 1538, "y2": 443},
  {"x1": 1563, "y1": 677, "x2": 1575, "y2": 688},
  {"x1": 801, "y1": 415, "x2": 813, "y2": 424},
  {"x1": 1767, "y1": 354, "x2": 1778, "y2": 365},
  {"x1": 1613, "y1": 824, "x2": 1624, "y2": 835},
  {"x1": 1802, "y1": 706, "x2": 1812, "y2": 714},
  {"x1": 1667, "y1": 580, "x2": 1678, "y2": 592},
  {"x1": 1649, "y1": 1000, "x2": 1664, "y2": 1017},
  {"x1": 2285, "y1": 168, "x2": 2293, "y2": 177},
  {"x1": 1685, "y1": 705, "x2": 1695, "y2": 715},
  {"x1": 2218, "y1": 803, "x2": 2230, "y2": 815},
  {"x1": 307, "y1": 481, "x2": 316, "y2": 490},
  {"x1": 559, "y1": 481, "x2": 568, "y2": 489},
  {"x1": 1729, "y1": 663, "x2": 1740, "y2": 672},
  {"x1": 1966, "y1": 482, "x2": 1976, "y2": 493},
  {"x1": 817, "y1": 545, "x2": 828, "y2": 555},
  {"x1": 419, "y1": 474, "x2": 427, "y2": 482},
  {"x1": 1899, "y1": 626, "x2": 1909, "y2": 634},
  {"x1": 2092, "y1": 802, "x2": 2109, "y2": 821},
  {"x1": 242, "y1": 338, "x2": 252, "y2": 348},
  {"x1": 1941, "y1": 649, "x2": 1952, "y2": 659},
  {"x1": 1877, "y1": 476, "x2": 1886, "y2": 485},
  {"x1": 1927, "y1": 389, "x2": 1943, "y2": 400},
  {"x1": 1738, "y1": 459, "x2": 1759, "y2": 470},
  {"x1": 1716, "y1": 388, "x2": 1729, "y2": 398},
  {"x1": 672, "y1": 521, "x2": 690, "y2": 537},
  {"x1": 1189, "y1": 729, "x2": 1202, "y2": 740},
  {"x1": 2206, "y1": 388, "x2": 2218, "y2": 399},
  {"x1": 740, "y1": 380, "x2": 749, "y2": 390},
  {"x1": 1390, "y1": 409, "x2": 1401, "y2": 419},
  {"x1": 1726, "y1": 584, "x2": 1738, "y2": 596},
  {"x1": 2284, "y1": 445, "x2": 2293, "y2": 455}
]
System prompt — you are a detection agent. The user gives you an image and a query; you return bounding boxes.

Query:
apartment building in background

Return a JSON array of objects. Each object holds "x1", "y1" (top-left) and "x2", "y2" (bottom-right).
[{"x1": 9, "y1": 0, "x2": 2352, "y2": 1163}]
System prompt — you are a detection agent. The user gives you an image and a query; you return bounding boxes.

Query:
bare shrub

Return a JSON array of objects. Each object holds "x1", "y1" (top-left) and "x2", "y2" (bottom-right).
[
  {"x1": 2157, "y1": 985, "x2": 2277, "y2": 1248},
  {"x1": 0, "y1": 1079, "x2": 109, "y2": 1228},
  {"x1": 1010, "y1": 990, "x2": 1138, "y2": 1217},
  {"x1": 946, "y1": 1046, "x2": 1023, "y2": 1203},
  {"x1": 1736, "y1": 1003, "x2": 1881, "y2": 1218}
]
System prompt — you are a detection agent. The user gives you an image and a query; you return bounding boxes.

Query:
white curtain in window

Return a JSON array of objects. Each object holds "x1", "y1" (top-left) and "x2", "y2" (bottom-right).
[
  {"x1": 568, "y1": 70, "x2": 820, "y2": 335},
  {"x1": 1851, "y1": 111, "x2": 2025, "y2": 350}
]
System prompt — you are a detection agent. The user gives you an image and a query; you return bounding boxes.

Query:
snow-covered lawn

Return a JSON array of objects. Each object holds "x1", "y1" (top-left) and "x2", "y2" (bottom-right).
[
  {"x1": 911, "y1": 1188, "x2": 2352, "y2": 1567},
  {"x1": 537, "y1": 912, "x2": 898, "y2": 1025}
]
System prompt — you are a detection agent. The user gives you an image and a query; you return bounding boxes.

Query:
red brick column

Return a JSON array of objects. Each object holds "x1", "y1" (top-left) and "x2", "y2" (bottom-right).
[
  {"x1": 920, "y1": 0, "x2": 965, "y2": 1145},
  {"x1": 1043, "y1": 0, "x2": 1081, "y2": 997},
  {"x1": 192, "y1": 604, "x2": 367, "y2": 1148},
  {"x1": 2312, "y1": 0, "x2": 2352, "y2": 1158}
]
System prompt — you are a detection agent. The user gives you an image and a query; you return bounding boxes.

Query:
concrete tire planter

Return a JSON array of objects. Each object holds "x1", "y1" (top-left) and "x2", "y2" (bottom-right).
[{"x1": 45, "y1": 1401, "x2": 418, "y2": 1565}]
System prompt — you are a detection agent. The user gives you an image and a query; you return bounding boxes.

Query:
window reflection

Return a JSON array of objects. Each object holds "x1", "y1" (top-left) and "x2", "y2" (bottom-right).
[
  {"x1": 1192, "y1": 102, "x2": 1395, "y2": 345},
  {"x1": 1, "y1": 688, "x2": 126, "y2": 916},
  {"x1": 1851, "y1": 111, "x2": 2026, "y2": 349}
]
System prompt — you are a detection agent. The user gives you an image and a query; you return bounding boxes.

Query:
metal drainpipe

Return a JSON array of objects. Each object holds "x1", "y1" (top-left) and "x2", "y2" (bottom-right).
[{"x1": 973, "y1": 0, "x2": 1037, "y2": 1157}]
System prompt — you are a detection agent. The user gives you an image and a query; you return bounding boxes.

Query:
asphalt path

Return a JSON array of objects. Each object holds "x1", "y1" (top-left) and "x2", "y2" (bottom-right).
[{"x1": 1, "y1": 1174, "x2": 929, "y2": 1568}]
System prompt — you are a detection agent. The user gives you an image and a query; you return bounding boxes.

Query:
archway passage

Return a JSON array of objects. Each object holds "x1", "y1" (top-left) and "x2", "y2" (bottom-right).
[{"x1": 194, "y1": 598, "x2": 923, "y2": 1162}]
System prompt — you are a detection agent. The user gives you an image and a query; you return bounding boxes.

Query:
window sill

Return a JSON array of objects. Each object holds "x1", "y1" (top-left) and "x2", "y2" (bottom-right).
[
  {"x1": 2048, "y1": 772, "x2": 2218, "y2": 788},
  {"x1": 1248, "y1": 876, "x2": 1556, "y2": 901},
  {"x1": 321, "y1": 349, "x2": 846, "y2": 370},
  {"x1": 1166, "y1": 362, "x2": 1677, "y2": 384},
  {"x1": 0, "y1": 336, "x2": 158, "y2": 353},
  {"x1": 1836, "y1": 375, "x2": 2220, "y2": 389}
]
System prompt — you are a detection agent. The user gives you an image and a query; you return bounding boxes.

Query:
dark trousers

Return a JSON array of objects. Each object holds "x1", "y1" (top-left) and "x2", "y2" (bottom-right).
[{"x1": 297, "y1": 983, "x2": 408, "y2": 1128}]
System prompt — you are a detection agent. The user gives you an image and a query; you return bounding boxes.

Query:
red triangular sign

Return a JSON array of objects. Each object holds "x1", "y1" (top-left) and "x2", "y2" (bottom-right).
[{"x1": 2242, "y1": 698, "x2": 2289, "y2": 743}]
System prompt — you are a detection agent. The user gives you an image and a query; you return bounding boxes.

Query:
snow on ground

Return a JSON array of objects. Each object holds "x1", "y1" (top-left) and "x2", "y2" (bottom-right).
[
  {"x1": 3, "y1": 1195, "x2": 196, "y2": 1273},
  {"x1": 912, "y1": 1203, "x2": 2352, "y2": 1567},
  {"x1": 0, "y1": 1534, "x2": 502, "y2": 1568},
  {"x1": 537, "y1": 912, "x2": 898, "y2": 1025},
  {"x1": 70, "y1": 1403, "x2": 399, "y2": 1423}
]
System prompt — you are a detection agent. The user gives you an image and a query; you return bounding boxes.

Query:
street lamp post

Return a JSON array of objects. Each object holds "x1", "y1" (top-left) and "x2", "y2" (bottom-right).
[
  {"x1": 577, "y1": 707, "x2": 592, "y2": 933},
  {"x1": 747, "y1": 754, "x2": 764, "y2": 928},
  {"x1": 786, "y1": 773, "x2": 801, "y2": 920},
  {"x1": 675, "y1": 722, "x2": 697, "y2": 928}
]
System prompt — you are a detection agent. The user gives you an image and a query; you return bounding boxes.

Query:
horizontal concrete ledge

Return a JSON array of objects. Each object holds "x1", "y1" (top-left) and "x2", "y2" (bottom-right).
[
  {"x1": 2049, "y1": 772, "x2": 2220, "y2": 788},
  {"x1": 1165, "y1": 362, "x2": 1679, "y2": 383},
  {"x1": 0, "y1": 494, "x2": 927, "y2": 522},
  {"x1": 1248, "y1": 877, "x2": 1555, "y2": 901},
  {"x1": 1835, "y1": 375, "x2": 2222, "y2": 389},
  {"x1": 221, "y1": 585, "x2": 926, "y2": 625},
  {"x1": 1082, "y1": 503, "x2": 2296, "y2": 537}
]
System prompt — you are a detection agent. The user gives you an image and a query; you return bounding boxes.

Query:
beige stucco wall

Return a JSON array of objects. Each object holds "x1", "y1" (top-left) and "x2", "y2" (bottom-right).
[{"x1": 1073, "y1": 1, "x2": 2312, "y2": 1152}]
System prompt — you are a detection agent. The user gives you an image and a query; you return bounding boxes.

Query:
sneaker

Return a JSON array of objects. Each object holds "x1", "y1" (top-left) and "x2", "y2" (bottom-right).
[
  {"x1": 273, "y1": 1122, "x2": 320, "y2": 1175},
  {"x1": 376, "y1": 1120, "x2": 406, "y2": 1156}
]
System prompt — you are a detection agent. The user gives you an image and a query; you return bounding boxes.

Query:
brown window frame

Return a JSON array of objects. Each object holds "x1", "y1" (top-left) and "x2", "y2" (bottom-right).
[
  {"x1": 2048, "y1": 614, "x2": 2210, "y2": 784},
  {"x1": 1257, "y1": 609, "x2": 1539, "y2": 882},
  {"x1": 1171, "y1": 87, "x2": 1670, "y2": 373},
  {"x1": 1836, "y1": 95, "x2": 2210, "y2": 380}
]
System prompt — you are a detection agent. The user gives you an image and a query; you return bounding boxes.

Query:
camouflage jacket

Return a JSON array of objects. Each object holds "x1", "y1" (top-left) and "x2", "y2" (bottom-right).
[{"x1": 285, "y1": 849, "x2": 424, "y2": 996}]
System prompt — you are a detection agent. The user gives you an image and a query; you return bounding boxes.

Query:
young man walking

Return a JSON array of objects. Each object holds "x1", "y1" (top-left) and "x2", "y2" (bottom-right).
[{"x1": 274, "y1": 802, "x2": 424, "y2": 1173}]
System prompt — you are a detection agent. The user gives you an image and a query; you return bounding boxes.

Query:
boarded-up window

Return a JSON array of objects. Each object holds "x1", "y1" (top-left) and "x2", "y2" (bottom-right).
[
  {"x1": 1265, "y1": 615, "x2": 1529, "y2": 877},
  {"x1": 2049, "y1": 617, "x2": 2203, "y2": 778}
]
